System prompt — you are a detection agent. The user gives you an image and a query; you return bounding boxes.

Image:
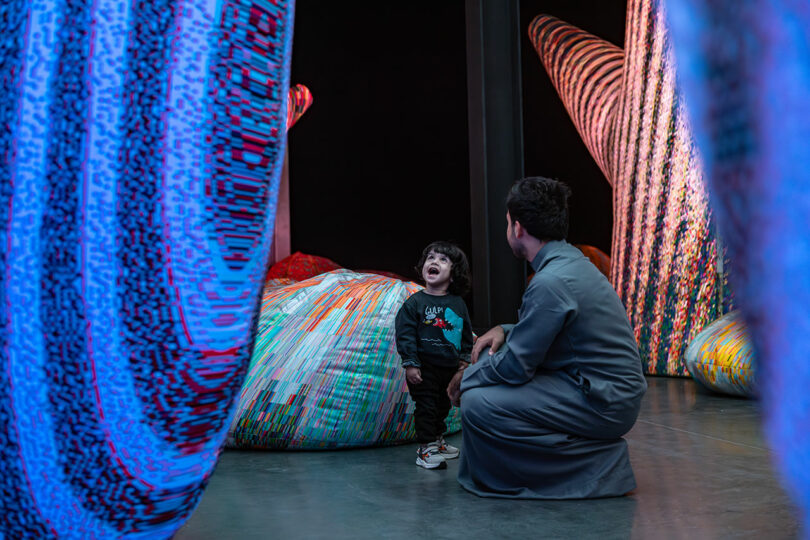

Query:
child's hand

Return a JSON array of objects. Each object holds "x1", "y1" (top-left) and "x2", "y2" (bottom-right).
[{"x1": 406, "y1": 366, "x2": 422, "y2": 384}]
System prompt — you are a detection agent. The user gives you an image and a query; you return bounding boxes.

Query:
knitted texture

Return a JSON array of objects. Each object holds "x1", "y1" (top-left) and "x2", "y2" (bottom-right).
[
  {"x1": 685, "y1": 311, "x2": 755, "y2": 397},
  {"x1": 529, "y1": 6, "x2": 730, "y2": 375},
  {"x1": 228, "y1": 270, "x2": 462, "y2": 449},
  {"x1": 0, "y1": 0, "x2": 294, "y2": 536}
]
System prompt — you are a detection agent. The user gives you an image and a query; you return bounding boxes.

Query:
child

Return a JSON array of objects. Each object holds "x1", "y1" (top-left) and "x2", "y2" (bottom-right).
[{"x1": 395, "y1": 241, "x2": 473, "y2": 469}]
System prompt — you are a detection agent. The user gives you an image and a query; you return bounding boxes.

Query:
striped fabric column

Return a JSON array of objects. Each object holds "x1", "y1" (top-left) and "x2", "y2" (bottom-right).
[
  {"x1": 0, "y1": 0, "x2": 294, "y2": 536},
  {"x1": 529, "y1": 1, "x2": 730, "y2": 375}
]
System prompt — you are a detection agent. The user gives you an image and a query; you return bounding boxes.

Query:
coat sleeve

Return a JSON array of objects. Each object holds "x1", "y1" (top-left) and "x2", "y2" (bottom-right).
[
  {"x1": 460, "y1": 275, "x2": 575, "y2": 390},
  {"x1": 395, "y1": 298, "x2": 420, "y2": 368},
  {"x1": 500, "y1": 324, "x2": 516, "y2": 335}
]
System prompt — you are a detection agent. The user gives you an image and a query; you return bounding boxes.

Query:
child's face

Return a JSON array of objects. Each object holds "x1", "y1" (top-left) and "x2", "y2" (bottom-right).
[{"x1": 422, "y1": 250, "x2": 453, "y2": 291}]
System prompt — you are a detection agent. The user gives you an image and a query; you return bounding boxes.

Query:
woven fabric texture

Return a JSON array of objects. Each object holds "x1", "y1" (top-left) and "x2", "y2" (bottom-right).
[
  {"x1": 266, "y1": 251, "x2": 343, "y2": 282},
  {"x1": 529, "y1": 6, "x2": 730, "y2": 375},
  {"x1": 286, "y1": 84, "x2": 313, "y2": 130},
  {"x1": 228, "y1": 270, "x2": 462, "y2": 449},
  {"x1": 685, "y1": 311, "x2": 755, "y2": 397},
  {"x1": 0, "y1": 0, "x2": 294, "y2": 536}
]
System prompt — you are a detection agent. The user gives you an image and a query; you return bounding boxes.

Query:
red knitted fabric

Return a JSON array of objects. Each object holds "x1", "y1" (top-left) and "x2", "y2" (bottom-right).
[{"x1": 266, "y1": 252, "x2": 342, "y2": 282}]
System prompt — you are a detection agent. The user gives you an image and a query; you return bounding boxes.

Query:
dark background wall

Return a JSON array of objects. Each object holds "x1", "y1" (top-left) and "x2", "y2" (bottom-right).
[
  {"x1": 288, "y1": 1, "x2": 470, "y2": 286},
  {"x1": 287, "y1": 1, "x2": 626, "y2": 318}
]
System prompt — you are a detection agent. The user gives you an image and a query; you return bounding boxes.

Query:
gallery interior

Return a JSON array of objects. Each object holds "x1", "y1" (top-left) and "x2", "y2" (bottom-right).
[{"x1": 3, "y1": 0, "x2": 808, "y2": 538}]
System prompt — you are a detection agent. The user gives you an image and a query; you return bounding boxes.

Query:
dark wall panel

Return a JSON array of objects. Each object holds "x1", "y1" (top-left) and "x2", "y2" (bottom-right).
[{"x1": 288, "y1": 1, "x2": 471, "y2": 287}]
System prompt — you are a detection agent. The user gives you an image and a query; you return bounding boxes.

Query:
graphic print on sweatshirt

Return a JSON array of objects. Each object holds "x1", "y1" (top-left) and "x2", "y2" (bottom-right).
[{"x1": 422, "y1": 306, "x2": 463, "y2": 350}]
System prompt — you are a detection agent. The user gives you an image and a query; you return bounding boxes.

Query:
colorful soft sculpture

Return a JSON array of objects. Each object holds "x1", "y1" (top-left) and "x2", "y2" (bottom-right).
[
  {"x1": 227, "y1": 270, "x2": 462, "y2": 449},
  {"x1": 529, "y1": 3, "x2": 731, "y2": 376},
  {"x1": 1, "y1": 0, "x2": 294, "y2": 536},
  {"x1": 684, "y1": 311, "x2": 756, "y2": 397},
  {"x1": 265, "y1": 251, "x2": 343, "y2": 282},
  {"x1": 666, "y1": 0, "x2": 810, "y2": 527},
  {"x1": 286, "y1": 84, "x2": 314, "y2": 130}
]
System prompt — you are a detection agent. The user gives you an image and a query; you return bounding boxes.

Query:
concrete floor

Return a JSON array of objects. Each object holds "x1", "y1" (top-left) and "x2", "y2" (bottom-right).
[{"x1": 176, "y1": 377, "x2": 801, "y2": 539}]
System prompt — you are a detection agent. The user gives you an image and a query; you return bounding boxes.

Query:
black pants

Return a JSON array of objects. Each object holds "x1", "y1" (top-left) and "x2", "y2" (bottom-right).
[{"x1": 406, "y1": 363, "x2": 458, "y2": 444}]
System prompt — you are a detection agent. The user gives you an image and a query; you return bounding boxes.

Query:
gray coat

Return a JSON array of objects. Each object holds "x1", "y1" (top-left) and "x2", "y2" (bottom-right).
[{"x1": 458, "y1": 240, "x2": 647, "y2": 498}]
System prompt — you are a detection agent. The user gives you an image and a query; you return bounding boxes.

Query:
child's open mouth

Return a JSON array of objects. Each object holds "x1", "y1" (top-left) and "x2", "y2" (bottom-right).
[{"x1": 427, "y1": 267, "x2": 440, "y2": 275}]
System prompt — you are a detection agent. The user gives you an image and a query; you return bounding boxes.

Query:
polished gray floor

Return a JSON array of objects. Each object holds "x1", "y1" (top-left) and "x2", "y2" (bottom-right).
[{"x1": 176, "y1": 377, "x2": 800, "y2": 539}]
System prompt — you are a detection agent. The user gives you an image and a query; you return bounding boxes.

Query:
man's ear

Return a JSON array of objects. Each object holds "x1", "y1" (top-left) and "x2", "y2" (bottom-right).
[{"x1": 513, "y1": 219, "x2": 525, "y2": 238}]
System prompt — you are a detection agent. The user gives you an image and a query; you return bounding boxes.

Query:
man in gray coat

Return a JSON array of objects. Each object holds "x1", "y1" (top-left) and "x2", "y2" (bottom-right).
[{"x1": 448, "y1": 176, "x2": 647, "y2": 499}]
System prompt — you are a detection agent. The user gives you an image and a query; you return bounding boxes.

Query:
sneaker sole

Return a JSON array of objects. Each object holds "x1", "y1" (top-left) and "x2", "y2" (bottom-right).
[{"x1": 416, "y1": 457, "x2": 447, "y2": 469}]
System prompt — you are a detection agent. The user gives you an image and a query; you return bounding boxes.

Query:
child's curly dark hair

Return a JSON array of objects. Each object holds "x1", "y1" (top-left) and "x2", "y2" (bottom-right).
[{"x1": 414, "y1": 241, "x2": 472, "y2": 296}]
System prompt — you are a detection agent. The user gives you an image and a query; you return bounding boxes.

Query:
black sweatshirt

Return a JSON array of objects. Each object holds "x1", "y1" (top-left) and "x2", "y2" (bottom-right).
[{"x1": 395, "y1": 291, "x2": 473, "y2": 369}]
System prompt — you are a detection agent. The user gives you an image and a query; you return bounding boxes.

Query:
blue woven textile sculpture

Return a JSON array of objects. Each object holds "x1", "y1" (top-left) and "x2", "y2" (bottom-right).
[
  {"x1": 0, "y1": 0, "x2": 294, "y2": 536},
  {"x1": 667, "y1": 0, "x2": 810, "y2": 529}
]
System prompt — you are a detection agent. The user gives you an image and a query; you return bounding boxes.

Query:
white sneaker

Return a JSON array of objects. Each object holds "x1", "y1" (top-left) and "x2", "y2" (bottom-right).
[
  {"x1": 416, "y1": 443, "x2": 447, "y2": 469},
  {"x1": 435, "y1": 436, "x2": 459, "y2": 459}
]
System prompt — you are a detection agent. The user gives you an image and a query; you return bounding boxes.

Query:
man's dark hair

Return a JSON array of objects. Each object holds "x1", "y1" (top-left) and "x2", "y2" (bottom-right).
[
  {"x1": 506, "y1": 176, "x2": 571, "y2": 240},
  {"x1": 415, "y1": 240, "x2": 472, "y2": 296}
]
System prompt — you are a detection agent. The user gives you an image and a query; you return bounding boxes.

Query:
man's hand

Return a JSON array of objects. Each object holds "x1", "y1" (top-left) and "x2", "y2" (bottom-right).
[
  {"x1": 405, "y1": 366, "x2": 422, "y2": 385},
  {"x1": 447, "y1": 370, "x2": 464, "y2": 407},
  {"x1": 470, "y1": 325, "x2": 506, "y2": 363}
]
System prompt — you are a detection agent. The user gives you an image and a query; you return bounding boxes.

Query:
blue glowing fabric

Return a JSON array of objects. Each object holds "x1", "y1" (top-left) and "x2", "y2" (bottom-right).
[
  {"x1": 0, "y1": 0, "x2": 294, "y2": 536},
  {"x1": 667, "y1": 0, "x2": 810, "y2": 528}
]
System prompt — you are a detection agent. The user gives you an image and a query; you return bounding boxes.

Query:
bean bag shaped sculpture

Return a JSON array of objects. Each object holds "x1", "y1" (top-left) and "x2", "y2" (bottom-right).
[
  {"x1": 355, "y1": 269, "x2": 409, "y2": 281},
  {"x1": 684, "y1": 311, "x2": 756, "y2": 397},
  {"x1": 227, "y1": 270, "x2": 462, "y2": 449}
]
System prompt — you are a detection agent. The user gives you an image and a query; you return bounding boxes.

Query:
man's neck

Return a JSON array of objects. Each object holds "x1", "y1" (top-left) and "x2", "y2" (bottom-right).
[{"x1": 523, "y1": 239, "x2": 548, "y2": 264}]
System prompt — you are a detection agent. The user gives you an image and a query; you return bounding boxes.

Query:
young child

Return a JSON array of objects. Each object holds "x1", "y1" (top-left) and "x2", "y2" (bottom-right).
[{"x1": 395, "y1": 241, "x2": 473, "y2": 469}]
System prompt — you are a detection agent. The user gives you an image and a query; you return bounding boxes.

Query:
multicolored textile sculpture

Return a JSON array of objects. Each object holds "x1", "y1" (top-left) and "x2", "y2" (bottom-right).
[
  {"x1": 1, "y1": 0, "x2": 294, "y2": 537},
  {"x1": 266, "y1": 251, "x2": 343, "y2": 282},
  {"x1": 286, "y1": 84, "x2": 314, "y2": 130},
  {"x1": 529, "y1": 4, "x2": 731, "y2": 375},
  {"x1": 270, "y1": 84, "x2": 312, "y2": 266},
  {"x1": 666, "y1": 0, "x2": 810, "y2": 529},
  {"x1": 355, "y1": 269, "x2": 409, "y2": 281},
  {"x1": 228, "y1": 270, "x2": 462, "y2": 449},
  {"x1": 684, "y1": 312, "x2": 755, "y2": 397}
]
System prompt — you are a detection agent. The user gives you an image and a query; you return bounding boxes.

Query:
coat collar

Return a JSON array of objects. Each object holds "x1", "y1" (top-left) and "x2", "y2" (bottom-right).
[{"x1": 530, "y1": 240, "x2": 568, "y2": 273}]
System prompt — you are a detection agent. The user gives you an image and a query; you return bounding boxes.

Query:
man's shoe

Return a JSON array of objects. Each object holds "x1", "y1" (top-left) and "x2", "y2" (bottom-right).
[
  {"x1": 416, "y1": 443, "x2": 447, "y2": 469},
  {"x1": 434, "y1": 436, "x2": 460, "y2": 459}
]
